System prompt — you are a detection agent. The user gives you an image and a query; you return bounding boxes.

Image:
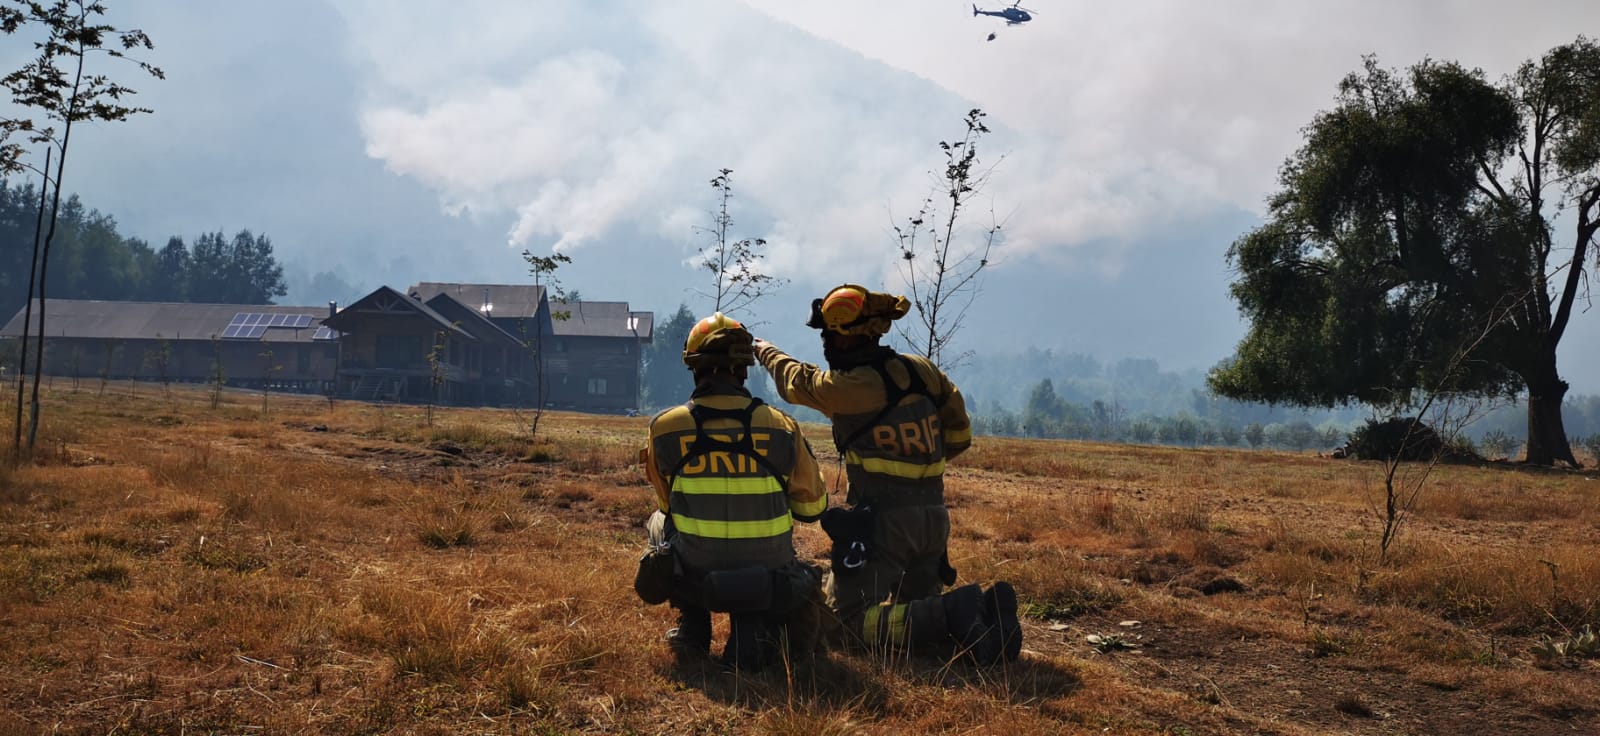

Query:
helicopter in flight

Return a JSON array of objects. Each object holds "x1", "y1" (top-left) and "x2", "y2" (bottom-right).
[{"x1": 972, "y1": 2, "x2": 1035, "y2": 25}]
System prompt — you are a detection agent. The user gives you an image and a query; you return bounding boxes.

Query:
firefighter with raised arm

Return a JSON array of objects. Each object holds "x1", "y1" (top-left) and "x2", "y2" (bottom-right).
[
  {"x1": 634, "y1": 312, "x2": 828, "y2": 671},
  {"x1": 753, "y1": 284, "x2": 1021, "y2": 665}
]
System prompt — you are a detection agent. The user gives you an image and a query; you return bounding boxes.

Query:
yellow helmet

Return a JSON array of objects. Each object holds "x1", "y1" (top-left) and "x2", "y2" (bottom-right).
[
  {"x1": 683, "y1": 312, "x2": 756, "y2": 369},
  {"x1": 808, "y1": 284, "x2": 911, "y2": 337}
]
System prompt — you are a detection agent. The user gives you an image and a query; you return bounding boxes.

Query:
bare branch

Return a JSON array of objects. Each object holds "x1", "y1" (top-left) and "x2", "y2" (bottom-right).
[{"x1": 892, "y1": 109, "x2": 1004, "y2": 368}]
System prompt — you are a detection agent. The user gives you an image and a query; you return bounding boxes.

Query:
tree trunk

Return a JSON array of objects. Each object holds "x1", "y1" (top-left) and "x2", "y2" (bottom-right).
[
  {"x1": 12, "y1": 149, "x2": 50, "y2": 456},
  {"x1": 1523, "y1": 364, "x2": 1577, "y2": 467}
]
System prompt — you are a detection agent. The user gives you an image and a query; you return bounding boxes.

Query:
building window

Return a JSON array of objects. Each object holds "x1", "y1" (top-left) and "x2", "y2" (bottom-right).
[{"x1": 587, "y1": 377, "x2": 607, "y2": 395}]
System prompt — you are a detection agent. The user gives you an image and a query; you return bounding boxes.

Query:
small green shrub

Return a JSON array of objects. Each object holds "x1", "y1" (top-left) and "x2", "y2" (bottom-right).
[
  {"x1": 1343, "y1": 417, "x2": 1477, "y2": 461},
  {"x1": 1478, "y1": 429, "x2": 1519, "y2": 460},
  {"x1": 1531, "y1": 625, "x2": 1599, "y2": 664}
]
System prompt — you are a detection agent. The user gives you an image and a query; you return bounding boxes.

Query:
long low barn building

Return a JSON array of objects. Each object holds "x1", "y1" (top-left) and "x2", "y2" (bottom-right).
[
  {"x1": 2, "y1": 283, "x2": 653, "y2": 410},
  {"x1": 0, "y1": 300, "x2": 340, "y2": 392}
]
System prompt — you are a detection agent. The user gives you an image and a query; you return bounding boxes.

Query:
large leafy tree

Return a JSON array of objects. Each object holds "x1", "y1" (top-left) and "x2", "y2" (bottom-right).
[
  {"x1": 185, "y1": 229, "x2": 286, "y2": 304},
  {"x1": 1210, "y1": 40, "x2": 1600, "y2": 467},
  {"x1": 154, "y1": 235, "x2": 188, "y2": 299}
]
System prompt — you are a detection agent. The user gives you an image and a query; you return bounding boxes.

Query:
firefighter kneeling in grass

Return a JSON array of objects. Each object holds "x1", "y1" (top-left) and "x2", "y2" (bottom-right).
[
  {"x1": 635, "y1": 313, "x2": 828, "y2": 671},
  {"x1": 753, "y1": 284, "x2": 1022, "y2": 665}
]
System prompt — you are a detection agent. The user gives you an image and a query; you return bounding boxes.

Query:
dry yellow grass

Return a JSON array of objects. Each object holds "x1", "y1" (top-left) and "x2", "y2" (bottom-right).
[{"x1": 1, "y1": 381, "x2": 1597, "y2": 734}]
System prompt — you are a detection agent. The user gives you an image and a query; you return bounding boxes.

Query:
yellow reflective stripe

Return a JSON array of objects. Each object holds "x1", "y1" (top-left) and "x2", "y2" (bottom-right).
[
  {"x1": 789, "y1": 492, "x2": 826, "y2": 518},
  {"x1": 887, "y1": 604, "x2": 908, "y2": 645},
  {"x1": 863, "y1": 604, "x2": 909, "y2": 646},
  {"x1": 944, "y1": 425, "x2": 972, "y2": 445},
  {"x1": 845, "y1": 451, "x2": 946, "y2": 479},
  {"x1": 670, "y1": 513, "x2": 792, "y2": 539},
  {"x1": 671, "y1": 476, "x2": 785, "y2": 495}
]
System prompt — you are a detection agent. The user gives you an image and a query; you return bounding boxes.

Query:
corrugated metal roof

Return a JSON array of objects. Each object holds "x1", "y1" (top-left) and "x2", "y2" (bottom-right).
[
  {"x1": 0, "y1": 299, "x2": 334, "y2": 343},
  {"x1": 551, "y1": 301, "x2": 653, "y2": 339},
  {"x1": 409, "y1": 282, "x2": 547, "y2": 319}
]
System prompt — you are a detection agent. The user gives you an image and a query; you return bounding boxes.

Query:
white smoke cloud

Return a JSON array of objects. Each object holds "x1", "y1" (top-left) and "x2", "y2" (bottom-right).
[{"x1": 339, "y1": 0, "x2": 1599, "y2": 284}]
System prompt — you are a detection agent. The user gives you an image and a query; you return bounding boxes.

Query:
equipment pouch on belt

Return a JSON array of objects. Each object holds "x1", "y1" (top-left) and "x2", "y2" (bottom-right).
[
  {"x1": 768, "y1": 560, "x2": 823, "y2": 616},
  {"x1": 821, "y1": 504, "x2": 875, "y2": 577},
  {"x1": 633, "y1": 543, "x2": 676, "y2": 606},
  {"x1": 703, "y1": 565, "x2": 774, "y2": 612}
]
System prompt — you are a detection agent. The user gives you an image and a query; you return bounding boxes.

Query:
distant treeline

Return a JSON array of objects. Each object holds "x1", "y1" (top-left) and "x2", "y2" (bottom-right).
[
  {"x1": 951, "y1": 349, "x2": 1600, "y2": 455},
  {"x1": 642, "y1": 320, "x2": 1600, "y2": 454},
  {"x1": 0, "y1": 180, "x2": 287, "y2": 321}
]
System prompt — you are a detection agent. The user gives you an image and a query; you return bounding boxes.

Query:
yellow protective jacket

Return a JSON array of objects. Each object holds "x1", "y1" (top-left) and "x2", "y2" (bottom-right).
[
  {"x1": 756, "y1": 344, "x2": 970, "y2": 507},
  {"x1": 642, "y1": 381, "x2": 826, "y2": 573}
]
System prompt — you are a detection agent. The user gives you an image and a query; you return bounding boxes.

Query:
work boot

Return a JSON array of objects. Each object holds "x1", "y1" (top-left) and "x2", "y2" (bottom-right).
[
  {"x1": 666, "y1": 606, "x2": 712, "y2": 658},
  {"x1": 721, "y1": 613, "x2": 776, "y2": 672},
  {"x1": 985, "y1": 581, "x2": 1023, "y2": 663},
  {"x1": 942, "y1": 583, "x2": 1005, "y2": 665}
]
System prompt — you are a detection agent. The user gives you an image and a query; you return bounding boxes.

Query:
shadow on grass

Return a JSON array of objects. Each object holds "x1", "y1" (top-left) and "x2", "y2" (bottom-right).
[{"x1": 660, "y1": 646, "x2": 1080, "y2": 722}]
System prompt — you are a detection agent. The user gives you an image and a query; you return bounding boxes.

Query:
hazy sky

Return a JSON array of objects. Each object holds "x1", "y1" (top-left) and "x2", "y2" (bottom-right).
[{"x1": 11, "y1": 0, "x2": 1600, "y2": 390}]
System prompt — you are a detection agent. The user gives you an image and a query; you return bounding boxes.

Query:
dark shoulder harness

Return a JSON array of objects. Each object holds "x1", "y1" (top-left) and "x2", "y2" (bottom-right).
[
  {"x1": 665, "y1": 397, "x2": 789, "y2": 493},
  {"x1": 834, "y1": 354, "x2": 948, "y2": 453}
]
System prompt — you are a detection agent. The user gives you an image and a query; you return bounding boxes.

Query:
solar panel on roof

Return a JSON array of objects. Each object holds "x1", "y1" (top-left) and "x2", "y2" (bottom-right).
[
  {"x1": 249, "y1": 325, "x2": 268, "y2": 339},
  {"x1": 312, "y1": 326, "x2": 340, "y2": 341},
  {"x1": 229, "y1": 313, "x2": 249, "y2": 326},
  {"x1": 293, "y1": 314, "x2": 313, "y2": 328}
]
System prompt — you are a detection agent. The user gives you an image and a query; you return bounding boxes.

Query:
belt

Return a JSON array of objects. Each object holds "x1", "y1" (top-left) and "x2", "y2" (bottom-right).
[{"x1": 852, "y1": 485, "x2": 944, "y2": 509}]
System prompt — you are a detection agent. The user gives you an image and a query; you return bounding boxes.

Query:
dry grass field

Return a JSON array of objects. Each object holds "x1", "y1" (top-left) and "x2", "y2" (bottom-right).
[{"x1": 1, "y1": 382, "x2": 1597, "y2": 735}]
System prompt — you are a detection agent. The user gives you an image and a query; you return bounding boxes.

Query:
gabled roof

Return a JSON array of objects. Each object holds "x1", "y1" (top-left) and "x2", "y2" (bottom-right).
[
  {"x1": 409, "y1": 282, "x2": 547, "y2": 320},
  {"x1": 422, "y1": 293, "x2": 527, "y2": 346},
  {"x1": 551, "y1": 301, "x2": 653, "y2": 340},
  {"x1": 322, "y1": 286, "x2": 471, "y2": 338},
  {"x1": 0, "y1": 299, "x2": 333, "y2": 343}
]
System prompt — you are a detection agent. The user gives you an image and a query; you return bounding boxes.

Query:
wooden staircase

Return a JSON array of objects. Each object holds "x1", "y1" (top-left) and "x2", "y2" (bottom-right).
[{"x1": 352, "y1": 374, "x2": 400, "y2": 401}]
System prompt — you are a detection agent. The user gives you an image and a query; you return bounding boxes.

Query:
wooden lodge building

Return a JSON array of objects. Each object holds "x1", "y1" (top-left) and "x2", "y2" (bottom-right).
[{"x1": 1, "y1": 282, "x2": 654, "y2": 411}]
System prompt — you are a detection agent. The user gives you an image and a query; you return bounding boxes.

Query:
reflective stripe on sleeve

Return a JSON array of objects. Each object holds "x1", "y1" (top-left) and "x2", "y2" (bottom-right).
[
  {"x1": 788, "y1": 491, "x2": 826, "y2": 520},
  {"x1": 943, "y1": 425, "x2": 972, "y2": 446}
]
